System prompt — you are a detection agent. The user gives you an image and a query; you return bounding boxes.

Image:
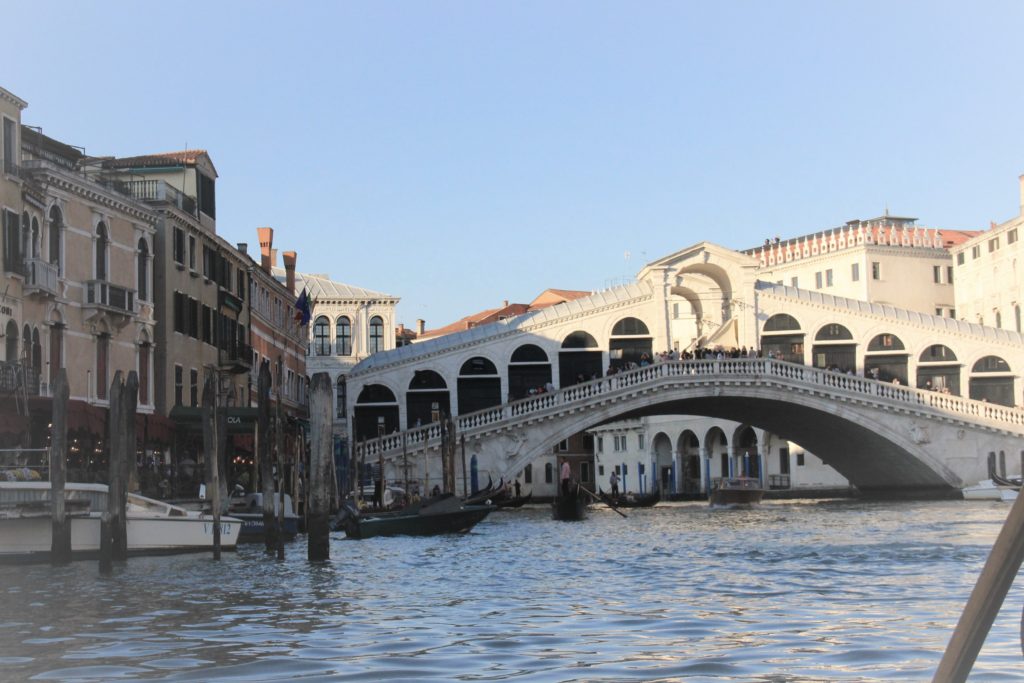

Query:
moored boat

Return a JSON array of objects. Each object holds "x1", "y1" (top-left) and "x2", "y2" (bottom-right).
[
  {"x1": 496, "y1": 491, "x2": 533, "y2": 509},
  {"x1": 0, "y1": 481, "x2": 241, "y2": 561},
  {"x1": 709, "y1": 477, "x2": 765, "y2": 507},
  {"x1": 334, "y1": 493, "x2": 494, "y2": 539},
  {"x1": 228, "y1": 491, "x2": 300, "y2": 542},
  {"x1": 961, "y1": 479, "x2": 1010, "y2": 501}
]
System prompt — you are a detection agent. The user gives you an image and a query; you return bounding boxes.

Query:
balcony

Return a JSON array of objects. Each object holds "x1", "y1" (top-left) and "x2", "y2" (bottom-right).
[
  {"x1": 24, "y1": 258, "x2": 59, "y2": 297},
  {"x1": 219, "y1": 341, "x2": 253, "y2": 375},
  {"x1": 112, "y1": 179, "x2": 197, "y2": 217},
  {"x1": 83, "y1": 280, "x2": 136, "y2": 326}
]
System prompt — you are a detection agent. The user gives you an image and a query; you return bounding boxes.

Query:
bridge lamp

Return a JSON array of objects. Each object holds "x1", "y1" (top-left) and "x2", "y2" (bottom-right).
[
  {"x1": 377, "y1": 415, "x2": 385, "y2": 439},
  {"x1": 431, "y1": 402, "x2": 440, "y2": 424}
]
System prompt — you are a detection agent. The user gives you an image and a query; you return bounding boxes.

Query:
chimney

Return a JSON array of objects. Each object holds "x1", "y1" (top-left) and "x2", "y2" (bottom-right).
[
  {"x1": 282, "y1": 251, "x2": 297, "y2": 295},
  {"x1": 257, "y1": 227, "x2": 274, "y2": 274},
  {"x1": 416, "y1": 319, "x2": 425, "y2": 335},
  {"x1": 503, "y1": 299, "x2": 508, "y2": 307},
  {"x1": 271, "y1": 248, "x2": 278, "y2": 268},
  {"x1": 236, "y1": 242, "x2": 248, "y2": 255},
  {"x1": 397, "y1": 323, "x2": 405, "y2": 334}
]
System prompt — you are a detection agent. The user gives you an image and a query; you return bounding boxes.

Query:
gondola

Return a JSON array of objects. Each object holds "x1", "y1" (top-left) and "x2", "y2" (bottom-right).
[
  {"x1": 552, "y1": 483, "x2": 587, "y2": 521},
  {"x1": 464, "y1": 477, "x2": 506, "y2": 506},
  {"x1": 333, "y1": 494, "x2": 494, "y2": 539},
  {"x1": 598, "y1": 488, "x2": 660, "y2": 508}
]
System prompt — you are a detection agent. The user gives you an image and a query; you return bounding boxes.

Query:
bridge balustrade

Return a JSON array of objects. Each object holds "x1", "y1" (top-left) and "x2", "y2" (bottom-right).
[{"x1": 355, "y1": 358, "x2": 1024, "y2": 461}]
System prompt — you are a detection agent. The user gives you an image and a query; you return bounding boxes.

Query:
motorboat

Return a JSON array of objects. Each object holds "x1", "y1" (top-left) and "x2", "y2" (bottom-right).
[
  {"x1": 1000, "y1": 488, "x2": 1018, "y2": 503},
  {"x1": 334, "y1": 493, "x2": 493, "y2": 539},
  {"x1": 228, "y1": 490, "x2": 300, "y2": 542},
  {"x1": 961, "y1": 479, "x2": 1019, "y2": 501},
  {"x1": 0, "y1": 481, "x2": 240, "y2": 561},
  {"x1": 709, "y1": 477, "x2": 765, "y2": 507},
  {"x1": 599, "y1": 488, "x2": 661, "y2": 508}
]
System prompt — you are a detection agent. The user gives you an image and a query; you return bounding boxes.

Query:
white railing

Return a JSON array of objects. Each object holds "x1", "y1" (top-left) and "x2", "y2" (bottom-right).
[
  {"x1": 24, "y1": 258, "x2": 59, "y2": 296},
  {"x1": 356, "y1": 359, "x2": 1024, "y2": 460}
]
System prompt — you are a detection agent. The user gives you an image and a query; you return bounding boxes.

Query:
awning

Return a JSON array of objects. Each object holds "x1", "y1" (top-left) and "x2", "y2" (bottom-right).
[{"x1": 169, "y1": 406, "x2": 258, "y2": 434}]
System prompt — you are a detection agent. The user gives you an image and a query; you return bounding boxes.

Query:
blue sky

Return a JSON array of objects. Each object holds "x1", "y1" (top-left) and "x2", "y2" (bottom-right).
[{"x1": 7, "y1": 1, "x2": 1024, "y2": 328}]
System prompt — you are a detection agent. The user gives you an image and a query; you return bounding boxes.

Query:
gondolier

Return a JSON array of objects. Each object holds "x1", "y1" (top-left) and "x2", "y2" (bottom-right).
[
  {"x1": 560, "y1": 460, "x2": 571, "y2": 496},
  {"x1": 610, "y1": 470, "x2": 620, "y2": 498}
]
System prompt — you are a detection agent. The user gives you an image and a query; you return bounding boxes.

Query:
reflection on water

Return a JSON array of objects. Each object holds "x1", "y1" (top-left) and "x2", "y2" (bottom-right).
[{"x1": 1, "y1": 500, "x2": 1022, "y2": 681}]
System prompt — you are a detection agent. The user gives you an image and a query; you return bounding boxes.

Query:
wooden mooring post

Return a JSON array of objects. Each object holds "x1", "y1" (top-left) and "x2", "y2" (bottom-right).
[
  {"x1": 307, "y1": 373, "x2": 332, "y2": 561},
  {"x1": 201, "y1": 373, "x2": 222, "y2": 560},
  {"x1": 49, "y1": 369, "x2": 71, "y2": 565},
  {"x1": 101, "y1": 371, "x2": 128, "y2": 571},
  {"x1": 256, "y1": 361, "x2": 277, "y2": 554},
  {"x1": 275, "y1": 394, "x2": 285, "y2": 560}
]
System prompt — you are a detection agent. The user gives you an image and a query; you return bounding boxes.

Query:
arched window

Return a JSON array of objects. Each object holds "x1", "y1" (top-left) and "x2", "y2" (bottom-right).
[
  {"x1": 814, "y1": 323, "x2": 853, "y2": 341},
  {"x1": 95, "y1": 222, "x2": 109, "y2": 280},
  {"x1": 763, "y1": 314, "x2": 800, "y2": 331},
  {"x1": 612, "y1": 317, "x2": 650, "y2": 336},
  {"x1": 335, "y1": 316, "x2": 352, "y2": 356},
  {"x1": 48, "y1": 206, "x2": 62, "y2": 273},
  {"x1": 336, "y1": 376, "x2": 347, "y2": 419},
  {"x1": 409, "y1": 370, "x2": 447, "y2": 390},
  {"x1": 313, "y1": 316, "x2": 331, "y2": 355},
  {"x1": 20, "y1": 212, "x2": 29, "y2": 264},
  {"x1": 867, "y1": 333, "x2": 905, "y2": 351},
  {"x1": 561, "y1": 331, "x2": 599, "y2": 348},
  {"x1": 458, "y1": 357, "x2": 501, "y2": 414},
  {"x1": 368, "y1": 316, "x2": 384, "y2": 354},
  {"x1": 138, "y1": 338, "x2": 151, "y2": 406},
  {"x1": 511, "y1": 344, "x2": 548, "y2": 362},
  {"x1": 4, "y1": 320, "x2": 16, "y2": 362},
  {"x1": 137, "y1": 238, "x2": 149, "y2": 301},
  {"x1": 460, "y1": 357, "x2": 498, "y2": 375},
  {"x1": 30, "y1": 217, "x2": 39, "y2": 259},
  {"x1": 920, "y1": 345, "x2": 957, "y2": 363},
  {"x1": 973, "y1": 356, "x2": 1010, "y2": 373}
]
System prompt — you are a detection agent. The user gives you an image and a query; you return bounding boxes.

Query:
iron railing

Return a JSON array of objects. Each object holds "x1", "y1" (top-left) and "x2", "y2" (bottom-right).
[{"x1": 84, "y1": 279, "x2": 135, "y2": 315}]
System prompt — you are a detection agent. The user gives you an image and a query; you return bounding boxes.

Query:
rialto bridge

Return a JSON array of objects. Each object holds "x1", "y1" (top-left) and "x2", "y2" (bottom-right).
[{"x1": 343, "y1": 243, "x2": 1024, "y2": 497}]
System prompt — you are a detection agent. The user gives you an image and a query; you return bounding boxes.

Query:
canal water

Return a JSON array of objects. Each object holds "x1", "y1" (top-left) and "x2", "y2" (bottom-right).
[{"x1": 1, "y1": 499, "x2": 1022, "y2": 681}]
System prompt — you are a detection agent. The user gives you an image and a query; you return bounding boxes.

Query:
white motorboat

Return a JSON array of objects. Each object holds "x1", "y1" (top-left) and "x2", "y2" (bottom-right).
[
  {"x1": 961, "y1": 479, "x2": 1011, "y2": 501},
  {"x1": 0, "y1": 481, "x2": 240, "y2": 561},
  {"x1": 999, "y1": 488, "x2": 1018, "y2": 503}
]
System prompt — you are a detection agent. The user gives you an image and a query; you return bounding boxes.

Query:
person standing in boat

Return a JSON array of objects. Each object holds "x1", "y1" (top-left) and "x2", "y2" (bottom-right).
[
  {"x1": 514, "y1": 478, "x2": 522, "y2": 499},
  {"x1": 610, "y1": 470, "x2": 620, "y2": 498},
  {"x1": 560, "y1": 459, "x2": 571, "y2": 496}
]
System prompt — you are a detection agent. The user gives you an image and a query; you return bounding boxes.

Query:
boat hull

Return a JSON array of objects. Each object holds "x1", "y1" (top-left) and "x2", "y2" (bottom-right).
[
  {"x1": 709, "y1": 478, "x2": 765, "y2": 508},
  {"x1": 0, "y1": 482, "x2": 240, "y2": 562},
  {"x1": 341, "y1": 504, "x2": 493, "y2": 539},
  {"x1": 552, "y1": 491, "x2": 587, "y2": 521}
]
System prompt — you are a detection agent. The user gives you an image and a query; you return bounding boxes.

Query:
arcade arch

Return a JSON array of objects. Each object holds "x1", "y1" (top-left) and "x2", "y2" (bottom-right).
[
  {"x1": 458, "y1": 357, "x2": 501, "y2": 414},
  {"x1": 609, "y1": 317, "x2": 652, "y2": 369},
  {"x1": 917, "y1": 344, "x2": 960, "y2": 395},
  {"x1": 677, "y1": 430, "x2": 701, "y2": 494},
  {"x1": 811, "y1": 323, "x2": 855, "y2": 372},
  {"x1": 866, "y1": 333, "x2": 908, "y2": 384},
  {"x1": 354, "y1": 384, "x2": 399, "y2": 441},
  {"x1": 508, "y1": 344, "x2": 551, "y2": 400},
  {"x1": 969, "y1": 356, "x2": 1014, "y2": 406},
  {"x1": 651, "y1": 431, "x2": 673, "y2": 491},
  {"x1": 407, "y1": 370, "x2": 450, "y2": 428},
  {"x1": 559, "y1": 331, "x2": 602, "y2": 387},
  {"x1": 761, "y1": 314, "x2": 804, "y2": 364}
]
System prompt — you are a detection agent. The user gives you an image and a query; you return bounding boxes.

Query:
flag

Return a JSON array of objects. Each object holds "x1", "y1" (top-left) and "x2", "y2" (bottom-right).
[{"x1": 294, "y1": 288, "x2": 311, "y2": 326}]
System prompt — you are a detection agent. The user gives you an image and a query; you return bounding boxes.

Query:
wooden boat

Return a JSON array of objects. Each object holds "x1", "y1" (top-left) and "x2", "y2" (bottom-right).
[
  {"x1": 228, "y1": 491, "x2": 300, "y2": 542},
  {"x1": 334, "y1": 494, "x2": 494, "y2": 539},
  {"x1": 552, "y1": 483, "x2": 587, "y2": 521},
  {"x1": 599, "y1": 488, "x2": 660, "y2": 508},
  {"x1": 709, "y1": 477, "x2": 765, "y2": 507},
  {"x1": 464, "y1": 478, "x2": 507, "y2": 506},
  {"x1": 0, "y1": 481, "x2": 241, "y2": 561}
]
